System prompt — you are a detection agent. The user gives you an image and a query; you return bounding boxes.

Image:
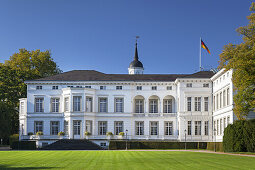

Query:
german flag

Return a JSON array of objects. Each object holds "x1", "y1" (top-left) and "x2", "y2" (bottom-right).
[{"x1": 201, "y1": 39, "x2": 211, "y2": 54}]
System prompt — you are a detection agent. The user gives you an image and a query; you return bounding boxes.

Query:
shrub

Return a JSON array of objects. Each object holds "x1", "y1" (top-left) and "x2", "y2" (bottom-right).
[
  {"x1": 28, "y1": 132, "x2": 33, "y2": 136},
  {"x1": 36, "y1": 131, "x2": 43, "y2": 136},
  {"x1": 58, "y1": 131, "x2": 65, "y2": 136},
  {"x1": 9, "y1": 134, "x2": 19, "y2": 146},
  {"x1": 106, "y1": 132, "x2": 113, "y2": 136},
  {"x1": 11, "y1": 141, "x2": 36, "y2": 150},
  {"x1": 223, "y1": 119, "x2": 255, "y2": 152},
  {"x1": 207, "y1": 142, "x2": 224, "y2": 152},
  {"x1": 84, "y1": 131, "x2": 91, "y2": 136},
  {"x1": 119, "y1": 132, "x2": 125, "y2": 136}
]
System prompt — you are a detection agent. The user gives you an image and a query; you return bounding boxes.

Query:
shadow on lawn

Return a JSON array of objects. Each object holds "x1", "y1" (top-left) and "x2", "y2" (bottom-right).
[{"x1": 0, "y1": 165, "x2": 56, "y2": 169}]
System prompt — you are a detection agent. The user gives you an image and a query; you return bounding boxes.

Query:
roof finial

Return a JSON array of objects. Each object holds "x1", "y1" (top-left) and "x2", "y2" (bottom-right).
[{"x1": 134, "y1": 36, "x2": 140, "y2": 61}]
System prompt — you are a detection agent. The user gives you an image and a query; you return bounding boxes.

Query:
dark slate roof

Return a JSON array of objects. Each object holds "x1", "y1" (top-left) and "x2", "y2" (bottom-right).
[
  {"x1": 129, "y1": 60, "x2": 143, "y2": 68},
  {"x1": 30, "y1": 70, "x2": 215, "y2": 82}
]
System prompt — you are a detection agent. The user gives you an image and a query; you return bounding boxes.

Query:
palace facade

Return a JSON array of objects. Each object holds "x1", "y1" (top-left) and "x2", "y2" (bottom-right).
[{"x1": 19, "y1": 43, "x2": 242, "y2": 148}]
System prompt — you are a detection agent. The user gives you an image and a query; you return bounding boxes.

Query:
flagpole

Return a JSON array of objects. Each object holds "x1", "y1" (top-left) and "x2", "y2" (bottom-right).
[{"x1": 199, "y1": 37, "x2": 202, "y2": 71}]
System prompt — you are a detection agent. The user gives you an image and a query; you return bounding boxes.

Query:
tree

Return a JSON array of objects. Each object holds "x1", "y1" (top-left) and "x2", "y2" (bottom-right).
[
  {"x1": 0, "y1": 49, "x2": 62, "y2": 143},
  {"x1": 219, "y1": 2, "x2": 255, "y2": 120}
]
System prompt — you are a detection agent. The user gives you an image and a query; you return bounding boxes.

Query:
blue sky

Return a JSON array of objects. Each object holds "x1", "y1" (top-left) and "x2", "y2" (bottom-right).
[{"x1": 0, "y1": 0, "x2": 252, "y2": 74}]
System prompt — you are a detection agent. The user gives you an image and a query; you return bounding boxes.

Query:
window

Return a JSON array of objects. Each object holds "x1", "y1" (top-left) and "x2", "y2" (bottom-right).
[
  {"x1": 64, "y1": 121, "x2": 69, "y2": 135},
  {"x1": 137, "y1": 86, "x2": 142, "y2": 90},
  {"x1": 220, "y1": 119, "x2": 223, "y2": 135},
  {"x1": 195, "y1": 97, "x2": 201, "y2": 111},
  {"x1": 165, "y1": 121, "x2": 173, "y2": 135},
  {"x1": 85, "y1": 86, "x2": 91, "y2": 88},
  {"x1": 85, "y1": 120, "x2": 92, "y2": 134},
  {"x1": 115, "y1": 98, "x2": 124, "y2": 113},
  {"x1": 76, "y1": 86, "x2": 82, "y2": 88},
  {"x1": 35, "y1": 98, "x2": 44, "y2": 112},
  {"x1": 227, "y1": 116, "x2": 230, "y2": 126},
  {"x1": 227, "y1": 88, "x2": 230, "y2": 105},
  {"x1": 150, "y1": 122, "x2": 158, "y2": 135},
  {"x1": 73, "y1": 120, "x2": 81, "y2": 135},
  {"x1": 217, "y1": 120, "x2": 219, "y2": 135},
  {"x1": 223, "y1": 117, "x2": 226, "y2": 129},
  {"x1": 100, "y1": 86, "x2": 106, "y2": 90},
  {"x1": 213, "y1": 96, "x2": 216, "y2": 111},
  {"x1": 187, "y1": 97, "x2": 192, "y2": 111},
  {"x1": 86, "y1": 97, "x2": 93, "y2": 112},
  {"x1": 186, "y1": 83, "x2": 192, "y2": 88},
  {"x1": 167, "y1": 86, "x2": 172, "y2": 90},
  {"x1": 220, "y1": 92, "x2": 222, "y2": 108},
  {"x1": 51, "y1": 98, "x2": 60, "y2": 113},
  {"x1": 163, "y1": 99, "x2": 172, "y2": 113},
  {"x1": 52, "y1": 86, "x2": 58, "y2": 90},
  {"x1": 187, "y1": 121, "x2": 192, "y2": 135},
  {"x1": 223, "y1": 75, "x2": 225, "y2": 80},
  {"x1": 64, "y1": 97, "x2": 69, "y2": 112},
  {"x1": 99, "y1": 98, "x2": 107, "y2": 112},
  {"x1": 50, "y1": 121, "x2": 59, "y2": 135},
  {"x1": 149, "y1": 99, "x2": 158, "y2": 113},
  {"x1": 135, "y1": 99, "x2": 144, "y2": 113},
  {"x1": 34, "y1": 121, "x2": 43, "y2": 134},
  {"x1": 203, "y1": 83, "x2": 209, "y2": 88},
  {"x1": 195, "y1": 121, "x2": 201, "y2": 135},
  {"x1": 100, "y1": 143, "x2": 106, "y2": 147},
  {"x1": 98, "y1": 121, "x2": 107, "y2": 135},
  {"x1": 116, "y1": 86, "x2": 122, "y2": 90},
  {"x1": 114, "y1": 121, "x2": 123, "y2": 135},
  {"x1": 214, "y1": 121, "x2": 216, "y2": 135},
  {"x1": 223, "y1": 90, "x2": 226, "y2": 107},
  {"x1": 216, "y1": 94, "x2": 219, "y2": 110},
  {"x1": 151, "y1": 86, "x2": 157, "y2": 90},
  {"x1": 73, "y1": 96, "x2": 81, "y2": 112},
  {"x1": 205, "y1": 121, "x2": 209, "y2": 135},
  {"x1": 227, "y1": 72, "x2": 229, "y2": 77},
  {"x1": 20, "y1": 102, "x2": 24, "y2": 115},
  {"x1": 135, "y1": 121, "x2": 144, "y2": 135},
  {"x1": 67, "y1": 86, "x2": 73, "y2": 88},
  {"x1": 204, "y1": 97, "x2": 208, "y2": 111},
  {"x1": 36, "y1": 86, "x2": 42, "y2": 90}
]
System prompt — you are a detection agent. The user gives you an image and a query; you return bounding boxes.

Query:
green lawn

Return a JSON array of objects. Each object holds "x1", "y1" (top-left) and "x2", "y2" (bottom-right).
[{"x1": 0, "y1": 151, "x2": 254, "y2": 170}]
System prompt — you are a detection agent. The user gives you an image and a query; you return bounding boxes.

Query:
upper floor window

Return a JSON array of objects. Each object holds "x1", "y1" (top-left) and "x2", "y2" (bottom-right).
[
  {"x1": 100, "y1": 86, "x2": 106, "y2": 90},
  {"x1": 99, "y1": 98, "x2": 107, "y2": 112},
  {"x1": 115, "y1": 98, "x2": 124, "y2": 113},
  {"x1": 137, "y1": 86, "x2": 142, "y2": 90},
  {"x1": 36, "y1": 86, "x2": 42, "y2": 90},
  {"x1": 187, "y1": 97, "x2": 191, "y2": 111},
  {"x1": 85, "y1": 86, "x2": 91, "y2": 88},
  {"x1": 20, "y1": 102, "x2": 24, "y2": 114},
  {"x1": 135, "y1": 99, "x2": 144, "y2": 113},
  {"x1": 86, "y1": 97, "x2": 93, "y2": 112},
  {"x1": 186, "y1": 83, "x2": 192, "y2": 88},
  {"x1": 166, "y1": 86, "x2": 172, "y2": 90},
  {"x1": 149, "y1": 99, "x2": 158, "y2": 113},
  {"x1": 76, "y1": 86, "x2": 82, "y2": 88},
  {"x1": 35, "y1": 98, "x2": 44, "y2": 112},
  {"x1": 227, "y1": 88, "x2": 230, "y2": 105},
  {"x1": 223, "y1": 75, "x2": 225, "y2": 80},
  {"x1": 151, "y1": 86, "x2": 157, "y2": 90},
  {"x1": 64, "y1": 97, "x2": 69, "y2": 112},
  {"x1": 52, "y1": 86, "x2": 58, "y2": 90},
  {"x1": 116, "y1": 86, "x2": 122, "y2": 90},
  {"x1": 51, "y1": 98, "x2": 60, "y2": 113},
  {"x1": 194, "y1": 97, "x2": 201, "y2": 111},
  {"x1": 67, "y1": 86, "x2": 73, "y2": 88},
  {"x1": 73, "y1": 96, "x2": 81, "y2": 112},
  {"x1": 163, "y1": 99, "x2": 172, "y2": 113},
  {"x1": 204, "y1": 97, "x2": 209, "y2": 111},
  {"x1": 203, "y1": 83, "x2": 209, "y2": 88}
]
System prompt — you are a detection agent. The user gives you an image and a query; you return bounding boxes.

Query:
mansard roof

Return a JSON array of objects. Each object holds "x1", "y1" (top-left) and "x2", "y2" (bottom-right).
[{"x1": 30, "y1": 70, "x2": 214, "y2": 82}]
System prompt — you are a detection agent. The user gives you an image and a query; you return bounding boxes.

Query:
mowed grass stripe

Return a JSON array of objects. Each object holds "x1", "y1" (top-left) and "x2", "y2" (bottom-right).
[{"x1": 0, "y1": 151, "x2": 254, "y2": 170}]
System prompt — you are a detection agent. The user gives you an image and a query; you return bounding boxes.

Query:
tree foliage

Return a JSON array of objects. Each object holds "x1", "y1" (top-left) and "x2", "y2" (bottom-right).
[
  {"x1": 0, "y1": 49, "x2": 61, "y2": 143},
  {"x1": 219, "y1": 3, "x2": 255, "y2": 119}
]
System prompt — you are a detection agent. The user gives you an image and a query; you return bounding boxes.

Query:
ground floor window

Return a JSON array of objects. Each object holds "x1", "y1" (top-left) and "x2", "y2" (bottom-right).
[
  {"x1": 150, "y1": 121, "x2": 158, "y2": 135},
  {"x1": 187, "y1": 121, "x2": 191, "y2": 135},
  {"x1": 164, "y1": 121, "x2": 173, "y2": 135},
  {"x1": 85, "y1": 120, "x2": 92, "y2": 134},
  {"x1": 64, "y1": 121, "x2": 69, "y2": 135},
  {"x1": 204, "y1": 121, "x2": 209, "y2": 136},
  {"x1": 114, "y1": 121, "x2": 123, "y2": 135},
  {"x1": 73, "y1": 120, "x2": 81, "y2": 135},
  {"x1": 135, "y1": 121, "x2": 144, "y2": 135},
  {"x1": 195, "y1": 121, "x2": 201, "y2": 135},
  {"x1": 50, "y1": 121, "x2": 59, "y2": 135},
  {"x1": 34, "y1": 121, "x2": 43, "y2": 134},
  {"x1": 98, "y1": 121, "x2": 107, "y2": 135}
]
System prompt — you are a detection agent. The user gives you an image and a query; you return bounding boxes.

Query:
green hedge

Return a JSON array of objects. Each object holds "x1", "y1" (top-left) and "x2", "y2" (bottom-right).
[
  {"x1": 207, "y1": 142, "x2": 223, "y2": 152},
  {"x1": 223, "y1": 119, "x2": 255, "y2": 152},
  {"x1": 109, "y1": 141, "x2": 207, "y2": 150},
  {"x1": 9, "y1": 134, "x2": 19, "y2": 146},
  {"x1": 11, "y1": 141, "x2": 36, "y2": 150}
]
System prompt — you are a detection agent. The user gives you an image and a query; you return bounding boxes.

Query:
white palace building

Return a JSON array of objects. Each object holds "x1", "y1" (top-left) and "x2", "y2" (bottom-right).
[{"x1": 19, "y1": 43, "x2": 242, "y2": 147}]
